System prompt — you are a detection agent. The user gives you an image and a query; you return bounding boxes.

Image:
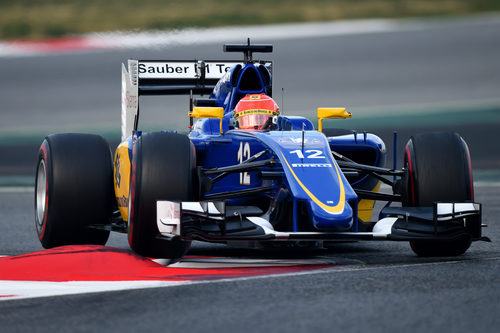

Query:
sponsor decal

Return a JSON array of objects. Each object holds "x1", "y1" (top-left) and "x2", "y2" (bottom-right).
[
  {"x1": 114, "y1": 157, "x2": 121, "y2": 188},
  {"x1": 139, "y1": 63, "x2": 191, "y2": 75},
  {"x1": 288, "y1": 137, "x2": 323, "y2": 145},
  {"x1": 290, "y1": 137, "x2": 309, "y2": 144},
  {"x1": 116, "y1": 195, "x2": 128, "y2": 208},
  {"x1": 138, "y1": 62, "x2": 241, "y2": 79},
  {"x1": 123, "y1": 91, "x2": 137, "y2": 109},
  {"x1": 234, "y1": 109, "x2": 278, "y2": 118}
]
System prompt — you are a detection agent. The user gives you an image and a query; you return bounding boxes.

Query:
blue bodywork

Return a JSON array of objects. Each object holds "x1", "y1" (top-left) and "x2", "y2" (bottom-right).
[
  {"x1": 187, "y1": 62, "x2": 386, "y2": 232},
  {"x1": 110, "y1": 44, "x2": 484, "y2": 256}
]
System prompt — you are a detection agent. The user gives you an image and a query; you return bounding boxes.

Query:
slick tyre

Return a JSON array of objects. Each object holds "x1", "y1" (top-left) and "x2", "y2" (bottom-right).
[
  {"x1": 403, "y1": 132, "x2": 474, "y2": 256},
  {"x1": 128, "y1": 132, "x2": 195, "y2": 260},
  {"x1": 35, "y1": 134, "x2": 113, "y2": 248}
]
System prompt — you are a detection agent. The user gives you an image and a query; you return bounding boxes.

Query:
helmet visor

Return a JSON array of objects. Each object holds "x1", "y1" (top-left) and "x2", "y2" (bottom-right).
[{"x1": 235, "y1": 109, "x2": 275, "y2": 130}]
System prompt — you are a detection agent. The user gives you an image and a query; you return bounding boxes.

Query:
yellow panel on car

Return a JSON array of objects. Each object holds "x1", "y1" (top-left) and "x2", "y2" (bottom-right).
[
  {"x1": 357, "y1": 181, "x2": 381, "y2": 223},
  {"x1": 317, "y1": 107, "x2": 351, "y2": 132},
  {"x1": 189, "y1": 107, "x2": 224, "y2": 119},
  {"x1": 113, "y1": 141, "x2": 131, "y2": 221},
  {"x1": 189, "y1": 107, "x2": 224, "y2": 134}
]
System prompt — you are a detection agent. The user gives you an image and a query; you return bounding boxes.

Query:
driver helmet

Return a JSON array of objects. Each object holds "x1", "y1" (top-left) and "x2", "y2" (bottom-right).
[{"x1": 234, "y1": 94, "x2": 279, "y2": 130}]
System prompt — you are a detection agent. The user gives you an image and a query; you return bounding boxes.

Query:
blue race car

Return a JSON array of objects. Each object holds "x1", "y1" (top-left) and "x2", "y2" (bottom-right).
[{"x1": 34, "y1": 42, "x2": 488, "y2": 261}]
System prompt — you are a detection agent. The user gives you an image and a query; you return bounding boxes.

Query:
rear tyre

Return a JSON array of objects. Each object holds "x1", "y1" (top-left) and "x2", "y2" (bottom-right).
[
  {"x1": 35, "y1": 134, "x2": 113, "y2": 248},
  {"x1": 128, "y1": 132, "x2": 195, "y2": 260},
  {"x1": 403, "y1": 132, "x2": 474, "y2": 256}
]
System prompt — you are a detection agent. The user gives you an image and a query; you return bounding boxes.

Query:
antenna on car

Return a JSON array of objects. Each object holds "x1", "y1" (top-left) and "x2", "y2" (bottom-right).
[
  {"x1": 223, "y1": 39, "x2": 273, "y2": 64},
  {"x1": 189, "y1": 90, "x2": 194, "y2": 131},
  {"x1": 281, "y1": 88, "x2": 285, "y2": 116},
  {"x1": 301, "y1": 122, "x2": 305, "y2": 151}
]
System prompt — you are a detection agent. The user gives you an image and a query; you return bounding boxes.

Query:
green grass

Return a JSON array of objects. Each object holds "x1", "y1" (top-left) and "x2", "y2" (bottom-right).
[{"x1": 1, "y1": 0, "x2": 500, "y2": 39}]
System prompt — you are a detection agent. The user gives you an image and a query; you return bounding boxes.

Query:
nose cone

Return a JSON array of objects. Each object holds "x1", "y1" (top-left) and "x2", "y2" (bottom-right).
[
  {"x1": 308, "y1": 198, "x2": 354, "y2": 231},
  {"x1": 253, "y1": 130, "x2": 358, "y2": 231}
]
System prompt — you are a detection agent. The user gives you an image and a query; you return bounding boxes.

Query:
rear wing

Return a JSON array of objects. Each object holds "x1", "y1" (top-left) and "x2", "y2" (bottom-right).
[{"x1": 121, "y1": 59, "x2": 271, "y2": 140}]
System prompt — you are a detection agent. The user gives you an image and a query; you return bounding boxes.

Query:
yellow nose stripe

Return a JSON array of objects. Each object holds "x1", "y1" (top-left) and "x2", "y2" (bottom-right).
[{"x1": 281, "y1": 152, "x2": 346, "y2": 214}]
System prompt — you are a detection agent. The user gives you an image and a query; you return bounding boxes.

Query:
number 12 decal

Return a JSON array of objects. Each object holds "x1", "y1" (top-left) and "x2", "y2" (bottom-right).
[
  {"x1": 289, "y1": 149, "x2": 325, "y2": 159},
  {"x1": 237, "y1": 142, "x2": 251, "y2": 185}
]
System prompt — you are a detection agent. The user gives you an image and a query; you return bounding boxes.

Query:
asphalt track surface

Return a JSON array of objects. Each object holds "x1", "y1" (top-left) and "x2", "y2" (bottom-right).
[
  {"x1": 0, "y1": 15, "x2": 499, "y2": 332},
  {"x1": 0, "y1": 186, "x2": 498, "y2": 332}
]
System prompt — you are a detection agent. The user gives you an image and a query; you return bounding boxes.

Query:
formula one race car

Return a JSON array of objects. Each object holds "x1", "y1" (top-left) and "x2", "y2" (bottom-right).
[{"x1": 34, "y1": 42, "x2": 489, "y2": 261}]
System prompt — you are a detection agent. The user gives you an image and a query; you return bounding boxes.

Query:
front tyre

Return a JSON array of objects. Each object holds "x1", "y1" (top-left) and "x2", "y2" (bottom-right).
[
  {"x1": 128, "y1": 132, "x2": 196, "y2": 260},
  {"x1": 403, "y1": 132, "x2": 474, "y2": 256},
  {"x1": 35, "y1": 134, "x2": 113, "y2": 248}
]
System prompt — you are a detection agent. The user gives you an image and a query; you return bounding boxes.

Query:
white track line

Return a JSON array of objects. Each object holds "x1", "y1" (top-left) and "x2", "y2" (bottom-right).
[
  {"x1": 0, "y1": 280, "x2": 184, "y2": 301},
  {"x1": 0, "y1": 187, "x2": 34, "y2": 193},
  {"x1": 163, "y1": 257, "x2": 335, "y2": 268}
]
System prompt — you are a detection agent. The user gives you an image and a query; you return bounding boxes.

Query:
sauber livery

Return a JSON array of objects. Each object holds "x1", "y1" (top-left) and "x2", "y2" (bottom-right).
[{"x1": 34, "y1": 42, "x2": 489, "y2": 261}]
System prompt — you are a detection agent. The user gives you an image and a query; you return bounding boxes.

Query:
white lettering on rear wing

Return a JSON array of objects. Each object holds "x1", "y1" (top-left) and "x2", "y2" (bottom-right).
[{"x1": 138, "y1": 61, "x2": 242, "y2": 80}]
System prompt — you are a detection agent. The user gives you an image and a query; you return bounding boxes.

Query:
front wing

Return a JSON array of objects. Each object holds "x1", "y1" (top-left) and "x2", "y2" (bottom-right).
[{"x1": 155, "y1": 201, "x2": 488, "y2": 244}]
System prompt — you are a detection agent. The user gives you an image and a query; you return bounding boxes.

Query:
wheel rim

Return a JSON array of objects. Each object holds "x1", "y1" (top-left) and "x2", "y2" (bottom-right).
[{"x1": 36, "y1": 159, "x2": 47, "y2": 226}]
